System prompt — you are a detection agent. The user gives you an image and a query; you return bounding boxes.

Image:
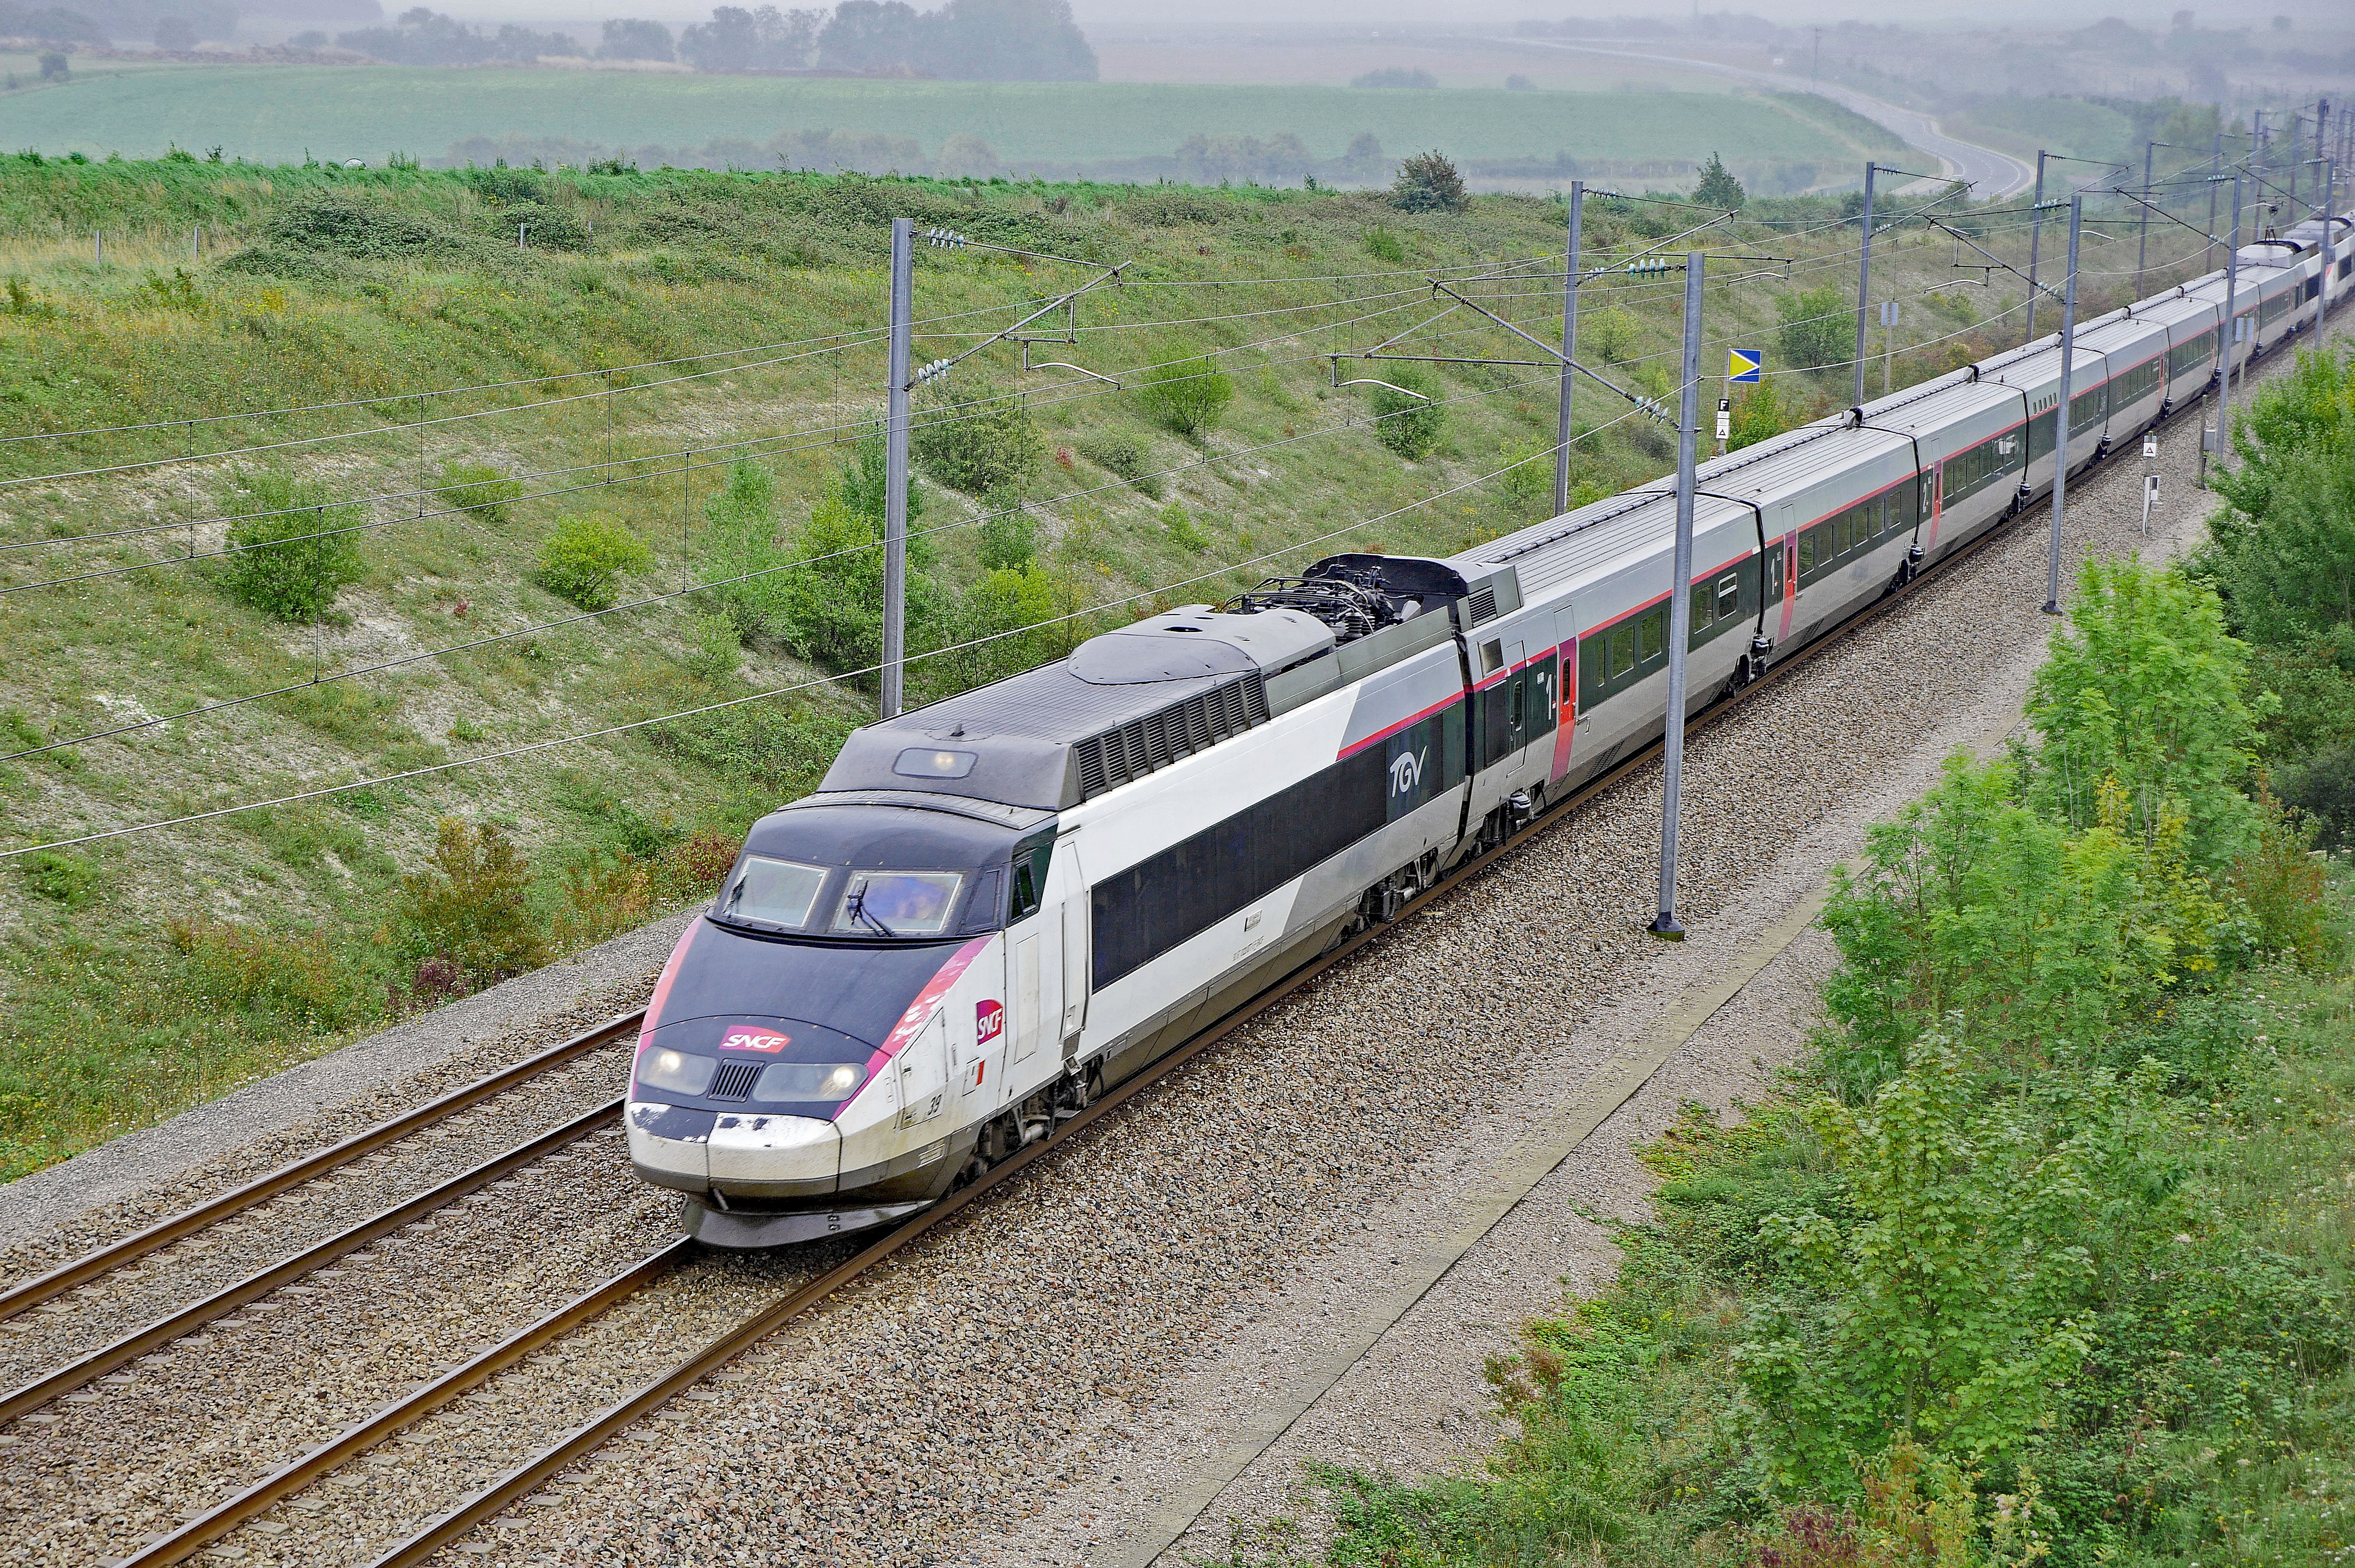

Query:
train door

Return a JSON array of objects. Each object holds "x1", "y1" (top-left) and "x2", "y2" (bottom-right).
[
  {"x1": 1500, "y1": 639, "x2": 1529, "y2": 764},
  {"x1": 1775, "y1": 500, "x2": 1798, "y2": 643},
  {"x1": 1007, "y1": 930, "x2": 1042, "y2": 1070},
  {"x1": 1553, "y1": 605, "x2": 1581, "y2": 782},
  {"x1": 897, "y1": 1011, "x2": 949, "y2": 1131},
  {"x1": 1054, "y1": 839, "x2": 1090, "y2": 1059}
]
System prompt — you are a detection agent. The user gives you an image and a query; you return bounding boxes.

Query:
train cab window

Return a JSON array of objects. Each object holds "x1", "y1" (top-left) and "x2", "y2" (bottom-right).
[
  {"x1": 834, "y1": 871, "x2": 963, "y2": 937},
  {"x1": 1608, "y1": 623, "x2": 1636, "y2": 678},
  {"x1": 722, "y1": 856, "x2": 829, "y2": 930},
  {"x1": 1638, "y1": 607, "x2": 1666, "y2": 662},
  {"x1": 1716, "y1": 573, "x2": 1740, "y2": 621},
  {"x1": 1008, "y1": 843, "x2": 1048, "y2": 922}
]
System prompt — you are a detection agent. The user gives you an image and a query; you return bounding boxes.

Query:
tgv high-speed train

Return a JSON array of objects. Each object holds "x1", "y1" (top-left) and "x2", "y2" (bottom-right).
[{"x1": 629, "y1": 201, "x2": 2353, "y2": 1248}]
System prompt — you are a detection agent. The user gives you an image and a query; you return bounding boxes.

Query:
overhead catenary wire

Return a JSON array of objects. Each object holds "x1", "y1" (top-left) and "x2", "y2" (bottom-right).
[
  {"x1": 0, "y1": 291, "x2": 1473, "y2": 584},
  {"x1": 0, "y1": 400, "x2": 1655, "y2": 862},
  {"x1": 0, "y1": 367, "x2": 1575, "y2": 765}
]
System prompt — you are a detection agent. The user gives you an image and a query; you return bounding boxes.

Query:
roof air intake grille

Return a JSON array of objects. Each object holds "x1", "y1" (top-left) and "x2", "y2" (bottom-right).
[
  {"x1": 1467, "y1": 586, "x2": 1499, "y2": 626},
  {"x1": 1071, "y1": 671, "x2": 1269, "y2": 801}
]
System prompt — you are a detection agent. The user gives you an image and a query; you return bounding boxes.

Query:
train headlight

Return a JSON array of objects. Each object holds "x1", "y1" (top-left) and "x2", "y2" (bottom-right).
[
  {"x1": 752, "y1": 1060, "x2": 868, "y2": 1102},
  {"x1": 637, "y1": 1047, "x2": 717, "y2": 1096}
]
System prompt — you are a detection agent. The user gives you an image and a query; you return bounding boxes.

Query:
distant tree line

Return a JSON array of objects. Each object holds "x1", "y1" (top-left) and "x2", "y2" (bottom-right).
[
  {"x1": 337, "y1": 0, "x2": 1093, "y2": 79},
  {"x1": 0, "y1": 0, "x2": 243, "y2": 46},
  {"x1": 335, "y1": 8, "x2": 580, "y2": 66}
]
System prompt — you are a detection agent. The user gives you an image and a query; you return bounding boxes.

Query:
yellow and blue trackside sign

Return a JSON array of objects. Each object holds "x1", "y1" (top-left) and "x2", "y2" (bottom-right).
[{"x1": 1728, "y1": 348, "x2": 1762, "y2": 383}]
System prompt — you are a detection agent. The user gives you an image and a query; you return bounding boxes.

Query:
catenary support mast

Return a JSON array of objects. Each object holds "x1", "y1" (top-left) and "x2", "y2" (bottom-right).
[{"x1": 1651, "y1": 252, "x2": 1705, "y2": 940}]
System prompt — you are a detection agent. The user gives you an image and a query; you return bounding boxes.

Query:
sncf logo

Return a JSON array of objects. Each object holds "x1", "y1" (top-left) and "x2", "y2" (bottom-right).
[
  {"x1": 1388, "y1": 747, "x2": 1428, "y2": 798},
  {"x1": 720, "y1": 1028, "x2": 791, "y2": 1054},
  {"x1": 976, "y1": 1000, "x2": 1005, "y2": 1046}
]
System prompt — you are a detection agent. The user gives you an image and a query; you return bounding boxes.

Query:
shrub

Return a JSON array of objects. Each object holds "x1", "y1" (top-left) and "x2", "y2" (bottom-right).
[
  {"x1": 1727, "y1": 380, "x2": 1794, "y2": 451},
  {"x1": 394, "y1": 818, "x2": 550, "y2": 992},
  {"x1": 1075, "y1": 431, "x2": 1163, "y2": 498},
  {"x1": 167, "y1": 916, "x2": 366, "y2": 1028},
  {"x1": 911, "y1": 378, "x2": 1042, "y2": 493},
  {"x1": 2024, "y1": 556, "x2": 2261, "y2": 872},
  {"x1": 1370, "y1": 367, "x2": 1444, "y2": 460},
  {"x1": 534, "y1": 515, "x2": 651, "y2": 611},
  {"x1": 933, "y1": 564, "x2": 1082, "y2": 692},
  {"x1": 767, "y1": 494, "x2": 944, "y2": 674},
  {"x1": 1363, "y1": 224, "x2": 1408, "y2": 264},
  {"x1": 978, "y1": 490, "x2": 1036, "y2": 571},
  {"x1": 1582, "y1": 305, "x2": 1636, "y2": 363},
  {"x1": 1778, "y1": 284, "x2": 1855, "y2": 372},
  {"x1": 1391, "y1": 149, "x2": 1467, "y2": 213},
  {"x1": 505, "y1": 200, "x2": 589, "y2": 251},
  {"x1": 836, "y1": 427, "x2": 925, "y2": 525},
  {"x1": 1135, "y1": 356, "x2": 1234, "y2": 440},
  {"x1": 2280, "y1": 739, "x2": 2355, "y2": 853},
  {"x1": 1352, "y1": 66, "x2": 1437, "y2": 88},
  {"x1": 1161, "y1": 504, "x2": 1208, "y2": 552},
  {"x1": 2197, "y1": 346, "x2": 2355, "y2": 652},
  {"x1": 264, "y1": 196, "x2": 456, "y2": 260},
  {"x1": 701, "y1": 459, "x2": 789, "y2": 638},
  {"x1": 217, "y1": 468, "x2": 368, "y2": 622},
  {"x1": 433, "y1": 460, "x2": 522, "y2": 524}
]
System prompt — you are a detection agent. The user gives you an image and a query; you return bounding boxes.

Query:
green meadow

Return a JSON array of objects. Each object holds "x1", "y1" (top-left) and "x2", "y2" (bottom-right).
[{"x1": 0, "y1": 64, "x2": 1900, "y2": 173}]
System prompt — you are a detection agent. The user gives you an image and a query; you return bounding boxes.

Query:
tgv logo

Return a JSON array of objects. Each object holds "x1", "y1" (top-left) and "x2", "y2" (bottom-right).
[{"x1": 1388, "y1": 747, "x2": 1428, "y2": 798}]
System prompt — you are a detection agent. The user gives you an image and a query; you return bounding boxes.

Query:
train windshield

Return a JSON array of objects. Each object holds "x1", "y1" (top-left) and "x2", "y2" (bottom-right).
[
  {"x1": 832, "y1": 871, "x2": 963, "y2": 937},
  {"x1": 709, "y1": 803, "x2": 1035, "y2": 942},
  {"x1": 721, "y1": 857, "x2": 828, "y2": 929}
]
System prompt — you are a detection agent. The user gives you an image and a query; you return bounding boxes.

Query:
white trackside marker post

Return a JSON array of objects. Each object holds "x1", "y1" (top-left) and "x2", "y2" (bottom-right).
[
  {"x1": 2042, "y1": 194, "x2": 2081, "y2": 616},
  {"x1": 1651, "y1": 252, "x2": 1704, "y2": 942},
  {"x1": 2141, "y1": 432, "x2": 2160, "y2": 537},
  {"x1": 883, "y1": 217, "x2": 913, "y2": 720}
]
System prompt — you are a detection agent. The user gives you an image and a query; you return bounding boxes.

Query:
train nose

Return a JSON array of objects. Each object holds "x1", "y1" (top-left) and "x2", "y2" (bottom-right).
[
  {"x1": 626, "y1": 1103, "x2": 843, "y2": 1198},
  {"x1": 711, "y1": 1110, "x2": 841, "y2": 1197}
]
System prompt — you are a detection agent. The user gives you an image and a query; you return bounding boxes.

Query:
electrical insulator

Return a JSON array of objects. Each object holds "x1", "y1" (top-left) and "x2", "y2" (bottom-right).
[{"x1": 923, "y1": 227, "x2": 968, "y2": 248}]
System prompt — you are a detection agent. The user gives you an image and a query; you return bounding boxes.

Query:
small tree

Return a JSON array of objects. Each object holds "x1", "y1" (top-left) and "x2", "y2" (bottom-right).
[
  {"x1": 533, "y1": 516, "x2": 651, "y2": 611},
  {"x1": 1727, "y1": 381, "x2": 1792, "y2": 450},
  {"x1": 38, "y1": 52, "x2": 68, "y2": 80},
  {"x1": 1778, "y1": 285, "x2": 1855, "y2": 372},
  {"x1": 396, "y1": 818, "x2": 550, "y2": 992},
  {"x1": 1693, "y1": 150, "x2": 1745, "y2": 209},
  {"x1": 911, "y1": 377, "x2": 1042, "y2": 493},
  {"x1": 836, "y1": 426, "x2": 925, "y2": 525},
  {"x1": 1370, "y1": 368, "x2": 1444, "y2": 460},
  {"x1": 978, "y1": 488, "x2": 1035, "y2": 571},
  {"x1": 701, "y1": 459, "x2": 789, "y2": 639},
  {"x1": 1135, "y1": 356, "x2": 1233, "y2": 440},
  {"x1": 1391, "y1": 149, "x2": 1467, "y2": 213},
  {"x1": 434, "y1": 460, "x2": 522, "y2": 525},
  {"x1": 218, "y1": 468, "x2": 367, "y2": 622}
]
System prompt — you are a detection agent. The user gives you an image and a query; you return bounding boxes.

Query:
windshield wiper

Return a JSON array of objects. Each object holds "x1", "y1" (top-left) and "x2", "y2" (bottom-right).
[{"x1": 846, "y1": 888, "x2": 897, "y2": 938}]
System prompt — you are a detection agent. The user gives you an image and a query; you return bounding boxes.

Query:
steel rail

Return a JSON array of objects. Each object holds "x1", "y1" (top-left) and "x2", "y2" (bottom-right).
[
  {"x1": 118, "y1": 1238, "x2": 699, "y2": 1568},
  {"x1": 0, "y1": 1099, "x2": 624, "y2": 1426},
  {"x1": 0, "y1": 1011, "x2": 644, "y2": 1323},
  {"x1": 351, "y1": 484, "x2": 2059, "y2": 1567}
]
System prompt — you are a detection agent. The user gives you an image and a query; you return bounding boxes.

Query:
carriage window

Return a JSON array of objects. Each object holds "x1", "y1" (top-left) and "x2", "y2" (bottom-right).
[
  {"x1": 1799, "y1": 531, "x2": 1817, "y2": 575},
  {"x1": 1716, "y1": 574, "x2": 1740, "y2": 620},
  {"x1": 1638, "y1": 608, "x2": 1665, "y2": 662},
  {"x1": 1608, "y1": 623, "x2": 1636, "y2": 678},
  {"x1": 1692, "y1": 582, "x2": 1714, "y2": 630}
]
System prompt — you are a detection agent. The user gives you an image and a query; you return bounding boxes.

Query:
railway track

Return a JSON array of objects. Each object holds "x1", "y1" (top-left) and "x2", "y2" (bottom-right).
[{"x1": 47, "y1": 474, "x2": 2048, "y2": 1568}]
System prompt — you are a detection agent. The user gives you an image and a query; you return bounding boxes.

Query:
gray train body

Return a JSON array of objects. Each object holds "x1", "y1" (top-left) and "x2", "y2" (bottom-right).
[{"x1": 628, "y1": 201, "x2": 2353, "y2": 1247}]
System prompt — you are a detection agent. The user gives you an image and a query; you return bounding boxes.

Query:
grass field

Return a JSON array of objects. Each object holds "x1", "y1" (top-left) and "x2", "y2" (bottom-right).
[{"x1": 0, "y1": 64, "x2": 1902, "y2": 177}]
